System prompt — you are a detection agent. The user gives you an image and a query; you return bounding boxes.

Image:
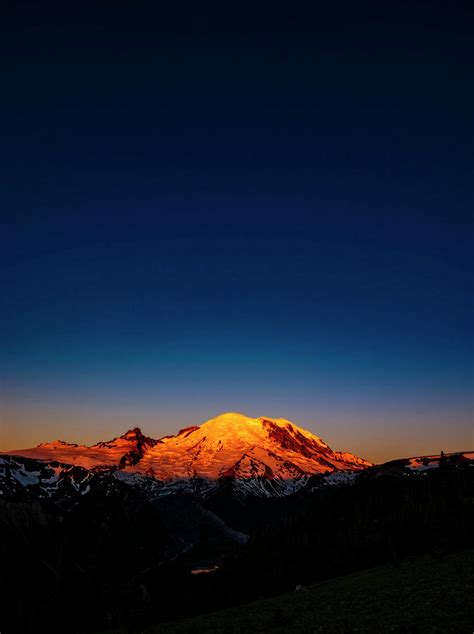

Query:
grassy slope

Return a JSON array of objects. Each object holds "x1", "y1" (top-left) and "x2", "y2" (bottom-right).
[{"x1": 153, "y1": 550, "x2": 474, "y2": 633}]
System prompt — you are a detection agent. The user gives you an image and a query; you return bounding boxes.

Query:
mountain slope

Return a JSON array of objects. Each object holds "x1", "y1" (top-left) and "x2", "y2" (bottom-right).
[{"x1": 153, "y1": 549, "x2": 474, "y2": 634}]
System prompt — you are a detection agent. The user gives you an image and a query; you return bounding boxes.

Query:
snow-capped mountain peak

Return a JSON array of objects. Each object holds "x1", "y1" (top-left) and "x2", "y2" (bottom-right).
[
  {"x1": 129, "y1": 412, "x2": 372, "y2": 480},
  {"x1": 2, "y1": 412, "x2": 372, "y2": 482}
]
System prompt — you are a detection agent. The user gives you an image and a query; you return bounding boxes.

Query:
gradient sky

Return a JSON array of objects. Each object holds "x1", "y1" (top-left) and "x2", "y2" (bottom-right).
[{"x1": 1, "y1": 2, "x2": 473, "y2": 462}]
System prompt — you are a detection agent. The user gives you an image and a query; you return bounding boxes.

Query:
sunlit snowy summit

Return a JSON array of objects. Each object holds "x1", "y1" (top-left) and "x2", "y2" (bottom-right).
[{"x1": 4, "y1": 412, "x2": 371, "y2": 480}]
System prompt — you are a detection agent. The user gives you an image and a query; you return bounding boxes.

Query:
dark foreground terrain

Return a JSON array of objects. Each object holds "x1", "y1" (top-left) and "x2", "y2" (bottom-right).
[
  {"x1": 151, "y1": 549, "x2": 474, "y2": 634},
  {"x1": 1, "y1": 453, "x2": 473, "y2": 633}
]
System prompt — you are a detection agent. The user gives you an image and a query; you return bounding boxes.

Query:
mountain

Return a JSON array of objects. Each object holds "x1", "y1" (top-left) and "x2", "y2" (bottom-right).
[
  {"x1": 1, "y1": 415, "x2": 472, "y2": 634},
  {"x1": 129, "y1": 412, "x2": 372, "y2": 481},
  {"x1": 2, "y1": 413, "x2": 371, "y2": 488},
  {"x1": 1, "y1": 442, "x2": 472, "y2": 634}
]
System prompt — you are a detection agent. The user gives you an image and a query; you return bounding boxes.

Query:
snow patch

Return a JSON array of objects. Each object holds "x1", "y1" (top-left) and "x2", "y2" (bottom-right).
[
  {"x1": 191, "y1": 565, "x2": 219, "y2": 575},
  {"x1": 407, "y1": 458, "x2": 440, "y2": 472},
  {"x1": 12, "y1": 469, "x2": 41, "y2": 486}
]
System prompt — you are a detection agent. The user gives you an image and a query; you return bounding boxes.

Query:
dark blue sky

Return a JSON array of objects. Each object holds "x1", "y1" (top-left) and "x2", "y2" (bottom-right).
[{"x1": 1, "y1": 1, "x2": 473, "y2": 459}]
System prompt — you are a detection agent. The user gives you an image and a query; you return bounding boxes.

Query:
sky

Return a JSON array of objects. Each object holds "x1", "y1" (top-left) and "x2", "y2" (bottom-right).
[{"x1": 1, "y1": 1, "x2": 473, "y2": 462}]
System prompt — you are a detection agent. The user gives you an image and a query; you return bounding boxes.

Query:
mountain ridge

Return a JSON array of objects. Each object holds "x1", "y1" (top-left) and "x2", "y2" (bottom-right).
[{"x1": 2, "y1": 413, "x2": 372, "y2": 481}]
